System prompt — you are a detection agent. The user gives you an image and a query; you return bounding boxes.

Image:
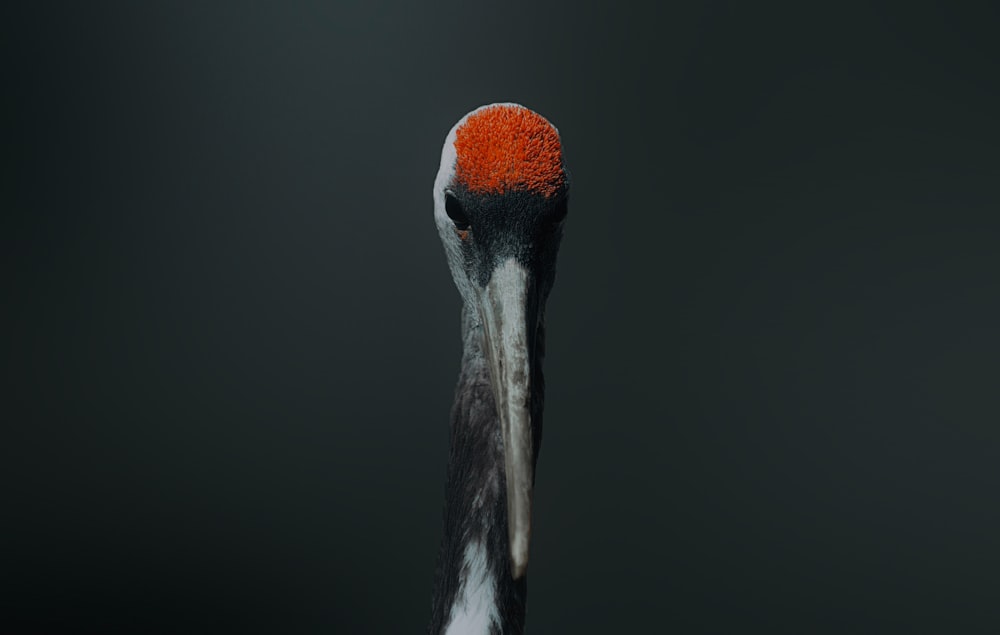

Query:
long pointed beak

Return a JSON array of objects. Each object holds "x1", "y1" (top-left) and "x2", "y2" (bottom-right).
[{"x1": 478, "y1": 258, "x2": 539, "y2": 580}]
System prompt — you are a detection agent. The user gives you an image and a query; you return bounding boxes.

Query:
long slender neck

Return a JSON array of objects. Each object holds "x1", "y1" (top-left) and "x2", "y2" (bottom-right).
[{"x1": 429, "y1": 306, "x2": 544, "y2": 635}]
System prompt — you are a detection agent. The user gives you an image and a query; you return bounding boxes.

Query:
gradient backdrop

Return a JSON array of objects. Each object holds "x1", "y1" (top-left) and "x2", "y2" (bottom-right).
[{"x1": 4, "y1": 1, "x2": 999, "y2": 633}]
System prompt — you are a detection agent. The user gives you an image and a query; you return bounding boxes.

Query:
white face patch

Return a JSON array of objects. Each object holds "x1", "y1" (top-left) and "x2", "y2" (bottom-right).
[{"x1": 443, "y1": 540, "x2": 499, "y2": 635}]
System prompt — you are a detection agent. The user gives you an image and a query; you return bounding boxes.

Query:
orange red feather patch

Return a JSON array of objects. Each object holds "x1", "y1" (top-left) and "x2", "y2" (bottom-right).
[{"x1": 454, "y1": 104, "x2": 565, "y2": 198}]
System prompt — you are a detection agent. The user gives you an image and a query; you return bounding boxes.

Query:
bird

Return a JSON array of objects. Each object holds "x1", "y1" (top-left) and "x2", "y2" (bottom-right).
[{"x1": 428, "y1": 103, "x2": 569, "y2": 635}]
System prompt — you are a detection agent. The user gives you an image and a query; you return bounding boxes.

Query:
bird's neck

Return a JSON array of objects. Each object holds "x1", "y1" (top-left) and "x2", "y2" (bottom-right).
[{"x1": 429, "y1": 306, "x2": 544, "y2": 635}]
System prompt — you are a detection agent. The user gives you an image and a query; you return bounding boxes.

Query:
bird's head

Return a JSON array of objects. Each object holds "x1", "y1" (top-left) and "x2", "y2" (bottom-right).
[{"x1": 433, "y1": 103, "x2": 568, "y2": 580}]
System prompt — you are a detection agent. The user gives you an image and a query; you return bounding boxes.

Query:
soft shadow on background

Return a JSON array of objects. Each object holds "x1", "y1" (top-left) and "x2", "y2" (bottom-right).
[{"x1": 4, "y1": 1, "x2": 999, "y2": 632}]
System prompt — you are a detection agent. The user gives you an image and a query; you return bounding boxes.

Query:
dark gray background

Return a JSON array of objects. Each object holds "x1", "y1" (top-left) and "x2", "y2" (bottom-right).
[{"x1": 4, "y1": 1, "x2": 999, "y2": 633}]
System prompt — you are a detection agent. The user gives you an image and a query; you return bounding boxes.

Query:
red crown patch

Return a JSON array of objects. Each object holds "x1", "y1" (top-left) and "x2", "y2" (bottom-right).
[{"x1": 454, "y1": 105, "x2": 565, "y2": 198}]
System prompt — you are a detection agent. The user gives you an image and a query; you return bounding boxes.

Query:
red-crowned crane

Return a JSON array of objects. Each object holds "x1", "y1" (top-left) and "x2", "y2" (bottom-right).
[{"x1": 428, "y1": 103, "x2": 568, "y2": 635}]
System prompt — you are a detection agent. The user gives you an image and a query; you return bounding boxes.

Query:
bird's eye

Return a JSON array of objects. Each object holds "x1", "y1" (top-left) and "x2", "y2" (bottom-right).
[
  {"x1": 549, "y1": 197, "x2": 568, "y2": 226},
  {"x1": 445, "y1": 193, "x2": 470, "y2": 231}
]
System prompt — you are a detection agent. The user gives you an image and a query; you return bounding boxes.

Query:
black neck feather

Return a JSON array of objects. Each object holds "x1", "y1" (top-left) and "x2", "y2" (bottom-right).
[{"x1": 428, "y1": 308, "x2": 545, "y2": 635}]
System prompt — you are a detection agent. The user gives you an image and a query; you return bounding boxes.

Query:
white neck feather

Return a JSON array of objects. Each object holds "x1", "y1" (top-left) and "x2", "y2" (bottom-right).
[{"x1": 443, "y1": 540, "x2": 499, "y2": 635}]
